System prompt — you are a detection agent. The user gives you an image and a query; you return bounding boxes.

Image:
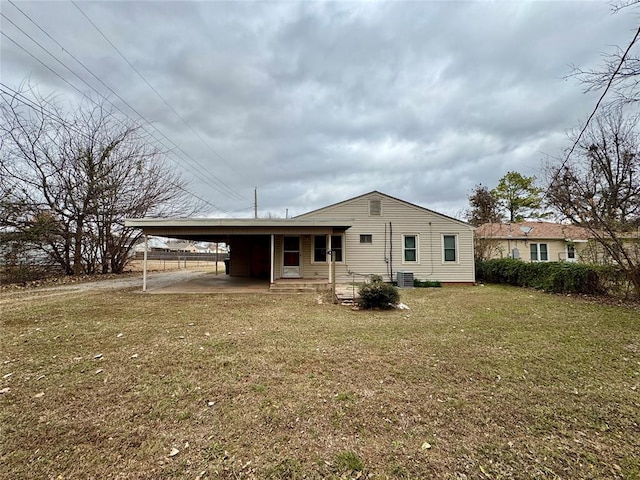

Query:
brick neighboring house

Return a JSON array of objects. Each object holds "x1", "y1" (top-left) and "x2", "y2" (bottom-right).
[{"x1": 475, "y1": 221, "x2": 597, "y2": 263}]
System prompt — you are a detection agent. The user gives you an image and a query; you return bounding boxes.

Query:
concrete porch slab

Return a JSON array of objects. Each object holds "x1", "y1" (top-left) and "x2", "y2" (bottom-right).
[{"x1": 145, "y1": 271, "x2": 269, "y2": 294}]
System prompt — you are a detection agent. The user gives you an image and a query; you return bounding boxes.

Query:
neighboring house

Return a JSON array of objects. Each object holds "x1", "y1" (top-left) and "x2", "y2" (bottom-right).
[
  {"x1": 166, "y1": 240, "x2": 199, "y2": 253},
  {"x1": 475, "y1": 221, "x2": 596, "y2": 263},
  {"x1": 194, "y1": 242, "x2": 229, "y2": 255},
  {"x1": 126, "y1": 191, "x2": 476, "y2": 286},
  {"x1": 133, "y1": 237, "x2": 169, "y2": 253}
]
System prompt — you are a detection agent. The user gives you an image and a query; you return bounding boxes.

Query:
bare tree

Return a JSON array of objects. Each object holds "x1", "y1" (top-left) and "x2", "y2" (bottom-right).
[
  {"x1": 570, "y1": 2, "x2": 640, "y2": 110},
  {"x1": 0, "y1": 85, "x2": 200, "y2": 275},
  {"x1": 465, "y1": 184, "x2": 503, "y2": 227},
  {"x1": 546, "y1": 107, "x2": 640, "y2": 295}
]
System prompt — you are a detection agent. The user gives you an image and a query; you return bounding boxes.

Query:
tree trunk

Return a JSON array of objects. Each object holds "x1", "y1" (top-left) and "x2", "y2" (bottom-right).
[{"x1": 73, "y1": 216, "x2": 84, "y2": 275}]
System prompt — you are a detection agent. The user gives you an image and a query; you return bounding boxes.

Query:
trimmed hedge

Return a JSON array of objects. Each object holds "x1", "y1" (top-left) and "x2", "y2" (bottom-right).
[
  {"x1": 413, "y1": 279, "x2": 442, "y2": 288},
  {"x1": 475, "y1": 258, "x2": 617, "y2": 295}
]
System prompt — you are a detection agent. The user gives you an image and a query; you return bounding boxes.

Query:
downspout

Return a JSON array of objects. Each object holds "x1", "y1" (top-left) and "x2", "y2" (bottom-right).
[
  {"x1": 389, "y1": 222, "x2": 393, "y2": 283},
  {"x1": 384, "y1": 222, "x2": 389, "y2": 280},
  {"x1": 143, "y1": 234, "x2": 148, "y2": 292}
]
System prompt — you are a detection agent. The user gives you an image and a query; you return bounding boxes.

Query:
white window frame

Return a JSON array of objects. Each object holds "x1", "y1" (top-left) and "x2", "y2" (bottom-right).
[
  {"x1": 565, "y1": 243, "x2": 576, "y2": 262},
  {"x1": 442, "y1": 234, "x2": 458, "y2": 263},
  {"x1": 530, "y1": 243, "x2": 549, "y2": 262},
  {"x1": 312, "y1": 234, "x2": 344, "y2": 263},
  {"x1": 402, "y1": 234, "x2": 419, "y2": 264},
  {"x1": 312, "y1": 235, "x2": 327, "y2": 264}
]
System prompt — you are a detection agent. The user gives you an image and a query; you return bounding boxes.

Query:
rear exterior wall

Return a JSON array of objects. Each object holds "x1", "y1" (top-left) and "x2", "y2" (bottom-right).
[{"x1": 297, "y1": 193, "x2": 475, "y2": 284}]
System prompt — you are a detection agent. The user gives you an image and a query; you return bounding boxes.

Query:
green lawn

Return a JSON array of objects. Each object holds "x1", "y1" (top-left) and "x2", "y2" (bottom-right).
[{"x1": 1, "y1": 285, "x2": 638, "y2": 479}]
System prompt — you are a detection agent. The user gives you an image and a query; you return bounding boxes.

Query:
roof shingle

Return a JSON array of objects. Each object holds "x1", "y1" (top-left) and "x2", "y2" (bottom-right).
[{"x1": 475, "y1": 222, "x2": 593, "y2": 241}]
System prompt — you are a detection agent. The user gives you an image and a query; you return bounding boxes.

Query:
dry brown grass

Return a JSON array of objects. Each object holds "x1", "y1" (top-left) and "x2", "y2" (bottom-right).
[{"x1": 1, "y1": 285, "x2": 638, "y2": 479}]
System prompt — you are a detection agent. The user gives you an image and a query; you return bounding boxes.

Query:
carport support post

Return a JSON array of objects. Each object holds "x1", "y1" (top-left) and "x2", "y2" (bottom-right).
[
  {"x1": 270, "y1": 234, "x2": 275, "y2": 284},
  {"x1": 143, "y1": 234, "x2": 148, "y2": 292},
  {"x1": 331, "y1": 250, "x2": 337, "y2": 304}
]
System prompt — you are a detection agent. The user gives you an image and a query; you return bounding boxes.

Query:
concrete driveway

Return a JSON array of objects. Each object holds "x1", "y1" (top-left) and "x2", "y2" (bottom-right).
[{"x1": 142, "y1": 271, "x2": 269, "y2": 294}]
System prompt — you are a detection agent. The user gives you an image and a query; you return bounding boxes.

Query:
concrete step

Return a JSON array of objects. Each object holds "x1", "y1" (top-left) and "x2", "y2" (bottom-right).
[{"x1": 270, "y1": 282, "x2": 330, "y2": 293}]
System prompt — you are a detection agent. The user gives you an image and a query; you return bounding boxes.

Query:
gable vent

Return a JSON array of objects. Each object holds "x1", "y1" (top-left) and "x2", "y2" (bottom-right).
[{"x1": 369, "y1": 199, "x2": 381, "y2": 216}]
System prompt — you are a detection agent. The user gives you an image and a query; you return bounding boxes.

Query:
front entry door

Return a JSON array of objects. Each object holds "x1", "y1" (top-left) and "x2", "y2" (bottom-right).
[{"x1": 282, "y1": 236, "x2": 301, "y2": 278}]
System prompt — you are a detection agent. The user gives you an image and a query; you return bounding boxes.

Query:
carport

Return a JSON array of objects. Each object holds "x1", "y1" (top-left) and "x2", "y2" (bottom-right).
[{"x1": 124, "y1": 218, "x2": 352, "y2": 292}]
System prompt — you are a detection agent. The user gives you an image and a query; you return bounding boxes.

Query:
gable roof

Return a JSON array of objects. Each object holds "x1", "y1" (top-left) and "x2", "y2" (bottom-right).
[
  {"x1": 476, "y1": 221, "x2": 593, "y2": 241},
  {"x1": 295, "y1": 190, "x2": 472, "y2": 228}
]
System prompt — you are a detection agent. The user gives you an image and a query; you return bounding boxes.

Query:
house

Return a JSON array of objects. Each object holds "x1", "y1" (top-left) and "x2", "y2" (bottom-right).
[
  {"x1": 194, "y1": 242, "x2": 229, "y2": 255},
  {"x1": 125, "y1": 191, "x2": 476, "y2": 289},
  {"x1": 475, "y1": 221, "x2": 596, "y2": 263},
  {"x1": 166, "y1": 240, "x2": 199, "y2": 253},
  {"x1": 294, "y1": 191, "x2": 475, "y2": 284},
  {"x1": 133, "y1": 237, "x2": 169, "y2": 253}
]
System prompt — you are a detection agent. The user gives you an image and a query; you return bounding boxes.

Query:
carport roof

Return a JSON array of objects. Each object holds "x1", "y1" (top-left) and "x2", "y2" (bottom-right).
[{"x1": 125, "y1": 217, "x2": 353, "y2": 241}]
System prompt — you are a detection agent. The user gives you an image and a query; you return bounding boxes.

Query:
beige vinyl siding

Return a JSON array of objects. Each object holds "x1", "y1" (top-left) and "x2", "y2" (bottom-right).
[
  {"x1": 301, "y1": 235, "x2": 312, "y2": 277},
  {"x1": 297, "y1": 193, "x2": 475, "y2": 283},
  {"x1": 484, "y1": 238, "x2": 599, "y2": 263}
]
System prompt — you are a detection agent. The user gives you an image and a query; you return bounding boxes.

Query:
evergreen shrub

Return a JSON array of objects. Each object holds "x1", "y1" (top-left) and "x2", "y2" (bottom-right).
[
  {"x1": 358, "y1": 277, "x2": 400, "y2": 309},
  {"x1": 476, "y1": 258, "x2": 610, "y2": 295}
]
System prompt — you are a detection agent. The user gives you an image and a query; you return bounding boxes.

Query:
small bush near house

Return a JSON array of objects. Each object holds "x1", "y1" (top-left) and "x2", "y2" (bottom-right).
[
  {"x1": 358, "y1": 277, "x2": 400, "y2": 309},
  {"x1": 413, "y1": 279, "x2": 442, "y2": 288},
  {"x1": 475, "y1": 258, "x2": 621, "y2": 296}
]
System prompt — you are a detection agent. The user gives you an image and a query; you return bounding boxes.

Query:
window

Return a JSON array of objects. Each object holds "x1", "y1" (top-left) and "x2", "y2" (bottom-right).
[
  {"x1": 443, "y1": 235, "x2": 457, "y2": 262},
  {"x1": 313, "y1": 235, "x2": 326, "y2": 262},
  {"x1": 314, "y1": 235, "x2": 343, "y2": 262},
  {"x1": 403, "y1": 235, "x2": 418, "y2": 262},
  {"x1": 567, "y1": 244, "x2": 576, "y2": 261},
  {"x1": 369, "y1": 199, "x2": 381, "y2": 216},
  {"x1": 331, "y1": 235, "x2": 343, "y2": 262},
  {"x1": 530, "y1": 243, "x2": 548, "y2": 262},
  {"x1": 360, "y1": 234, "x2": 372, "y2": 244}
]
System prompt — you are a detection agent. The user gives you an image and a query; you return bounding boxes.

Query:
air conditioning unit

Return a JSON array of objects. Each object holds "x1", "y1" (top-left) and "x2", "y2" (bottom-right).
[{"x1": 396, "y1": 271, "x2": 414, "y2": 288}]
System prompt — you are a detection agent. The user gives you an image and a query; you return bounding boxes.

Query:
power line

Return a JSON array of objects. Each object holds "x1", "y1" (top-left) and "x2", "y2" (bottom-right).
[
  {"x1": 69, "y1": 0, "x2": 250, "y2": 195},
  {"x1": 1, "y1": 6, "x2": 250, "y2": 205},
  {"x1": 0, "y1": 83, "x2": 240, "y2": 216},
  {"x1": 558, "y1": 23, "x2": 640, "y2": 177},
  {"x1": 2, "y1": 4, "x2": 249, "y2": 205},
  {"x1": 1, "y1": 30, "x2": 94, "y2": 106}
]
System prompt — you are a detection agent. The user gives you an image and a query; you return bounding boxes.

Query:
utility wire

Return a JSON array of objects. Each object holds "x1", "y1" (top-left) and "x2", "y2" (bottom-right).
[
  {"x1": 0, "y1": 83, "x2": 239, "y2": 216},
  {"x1": 0, "y1": 12, "x2": 248, "y2": 208},
  {"x1": 557, "y1": 23, "x2": 640, "y2": 178},
  {"x1": 70, "y1": 0, "x2": 250, "y2": 195},
  {"x1": 3, "y1": 4, "x2": 249, "y2": 205}
]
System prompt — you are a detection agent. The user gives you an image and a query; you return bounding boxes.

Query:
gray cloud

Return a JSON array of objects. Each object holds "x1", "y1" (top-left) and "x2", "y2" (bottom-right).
[{"x1": 2, "y1": 1, "x2": 638, "y2": 218}]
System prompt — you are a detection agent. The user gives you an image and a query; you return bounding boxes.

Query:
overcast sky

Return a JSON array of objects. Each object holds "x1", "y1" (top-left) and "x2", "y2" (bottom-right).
[{"x1": 1, "y1": 1, "x2": 638, "y2": 219}]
